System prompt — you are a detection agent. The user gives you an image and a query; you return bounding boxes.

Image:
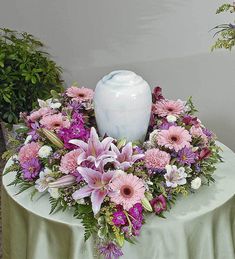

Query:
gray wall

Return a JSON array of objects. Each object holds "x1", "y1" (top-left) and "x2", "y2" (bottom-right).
[{"x1": 1, "y1": 0, "x2": 235, "y2": 151}]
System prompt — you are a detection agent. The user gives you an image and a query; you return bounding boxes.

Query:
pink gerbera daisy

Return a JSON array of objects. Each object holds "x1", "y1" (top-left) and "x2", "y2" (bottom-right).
[
  {"x1": 18, "y1": 142, "x2": 41, "y2": 165},
  {"x1": 40, "y1": 113, "x2": 70, "y2": 130},
  {"x1": 157, "y1": 126, "x2": 192, "y2": 152},
  {"x1": 109, "y1": 174, "x2": 145, "y2": 210},
  {"x1": 153, "y1": 99, "x2": 185, "y2": 117},
  {"x1": 66, "y1": 86, "x2": 94, "y2": 102},
  {"x1": 145, "y1": 148, "x2": 170, "y2": 169},
  {"x1": 60, "y1": 149, "x2": 82, "y2": 174}
]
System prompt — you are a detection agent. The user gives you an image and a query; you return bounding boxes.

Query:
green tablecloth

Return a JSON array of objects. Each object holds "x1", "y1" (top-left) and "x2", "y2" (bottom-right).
[{"x1": 2, "y1": 142, "x2": 235, "y2": 259}]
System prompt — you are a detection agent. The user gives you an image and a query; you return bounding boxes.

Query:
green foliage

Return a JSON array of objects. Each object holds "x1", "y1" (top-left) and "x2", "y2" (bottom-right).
[
  {"x1": 2, "y1": 162, "x2": 20, "y2": 175},
  {"x1": 211, "y1": 3, "x2": 235, "y2": 51},
  {"x1": 186, "y1": 96, "x2": 198, "y2": 115},
  {"x1": 74, "y1": 204, "x2": 98, "y2": 241},
  {"x1": 0, "y1": 28, "x2": 64, "y2": 124}
]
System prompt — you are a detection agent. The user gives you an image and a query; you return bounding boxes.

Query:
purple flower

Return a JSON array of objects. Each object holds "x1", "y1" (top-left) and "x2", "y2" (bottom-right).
[
  {"x1": 99, "y1": 242, "x2": 123, "y2": 259},
  {"x1": 182, "y1": 115, "x2": 200, "y2": 127},
  {"x1": 177, "y1": 147, "x2": 197, "y2": 165},
  {"x1": 129, "y1": 203, "x2": 143, "y2": 219},
  {"x1": 159, "y1": 121, "x2": 175, "y2": 130},
  {"x1": 21, "y1": 158, "x2": 41, "y2": 181},
  {"x1": 132, "y1": 218, "x2": 143, "y2": 231},
  {"x1": 202, "y1": 128, "x2": 214, "y2": 139},
  {"x1": 152, "y1": 86, "x2": 164, "y2": 102},
  {"x1": 58, "y1": 122, "x2": 89, "y2": 150},
  {"x1": 150, "y1": 194, "x2": 167, "y2": 214},
  {"x1": 112, "y1": 211, "x2": 127, "y2": 226}
]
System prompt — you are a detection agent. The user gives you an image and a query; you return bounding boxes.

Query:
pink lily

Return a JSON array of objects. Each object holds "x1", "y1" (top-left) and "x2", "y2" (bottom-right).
[
  {"x1": 111, "y1": 142, "x2": 145, "y2": 170},
  {"x1": 69, "y1": 127, "x2": 117, "y2": 168},
  {"x1": 72, "y1": 167, "x2": 115, "y2": 215}
]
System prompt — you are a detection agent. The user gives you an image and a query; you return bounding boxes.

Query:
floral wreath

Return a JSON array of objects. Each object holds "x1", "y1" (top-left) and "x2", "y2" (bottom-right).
[{"x1": 4, "y1": 85, "x2": 222, "y2": 259}]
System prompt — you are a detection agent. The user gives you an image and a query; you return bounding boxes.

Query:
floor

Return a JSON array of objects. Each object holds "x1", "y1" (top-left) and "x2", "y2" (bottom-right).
[{"x1": 0, "y1": 128, "x2": 6, "y2": 259}]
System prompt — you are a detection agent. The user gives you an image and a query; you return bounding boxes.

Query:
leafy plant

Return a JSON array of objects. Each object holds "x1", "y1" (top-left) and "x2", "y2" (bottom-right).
[
  {"x1": 211, "y1": 3, "x2": 235, "y2": 51},
  {"x1": 0, "y1": 28, "x2": 64, "y2": 124}
]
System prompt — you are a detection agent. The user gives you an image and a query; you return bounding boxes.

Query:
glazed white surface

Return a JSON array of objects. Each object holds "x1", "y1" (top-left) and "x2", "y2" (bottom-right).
[{"x1": 94, "y1": 70, "x2": 152, "y2": 142}]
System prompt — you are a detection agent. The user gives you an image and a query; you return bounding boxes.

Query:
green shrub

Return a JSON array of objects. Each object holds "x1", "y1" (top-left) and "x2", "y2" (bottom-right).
[{"x1": 0, "y1": 28, "x2": 64, "y2": 124}]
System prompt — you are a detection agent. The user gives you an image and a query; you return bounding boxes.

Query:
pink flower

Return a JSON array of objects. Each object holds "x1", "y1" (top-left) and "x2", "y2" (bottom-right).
[
  {"x1": 153, "y1": 99, "x2": 185, "y2": 117},
  {"x1": 72, "y1": 167, "x2": 115, "y2": 215},
  {"x1": 111, "y1": 142, "x2": 144, "y2": 170},
  {"x1": 157, "y1": 126, "x2": 192, "y2": 152},
  {"x1": 60, "y1": 149, "x2": 83, "y2": 174},
  {"x1": 66, "y1": 86, "x2": 94, "y2": 102},
  {"x1": 27, "y1": 107, "x2": 53, "y2": 122},
  {"x1": 18, "y1": 142, "x2": 41, "y2": 165},
  {"x1": 144, "y1": 148, "x2": 170, "y2": 169},
  {"x1": 190, "y1": 126, "x2": 208, "y2": 144},
  {"x1": 69, "y1": 127, "x2": 116, "y2": 168},
  {"x1": 109, "y1": 174, "x2": 145, "y2": 210},
  {"x1": 40, "y1": 113, "x2": 70, "y2": 130}
]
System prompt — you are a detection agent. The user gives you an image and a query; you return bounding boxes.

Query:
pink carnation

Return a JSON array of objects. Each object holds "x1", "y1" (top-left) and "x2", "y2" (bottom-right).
[
  {"x1": 157, "y1": 126, "x2": 192, "y2": 152},
  {"x1": 109, "y1": 174, "x2": 145, "y2": 210},
  {"x1": 153, "y1": 99, "x2": 185, "y2": 117},
  {"x1": 40, "y1": 113, "x2": 70, "y2": 130},
  {"x1": 190, "y1": 126, "x2": 208, "y2": 144},
  {"x1": 60, "y1": 149, "x2": 82, "y2": 174},
  {"x1": 145, "y1": 148, "x2": 170, "y2": 169},
  {"x1": 27, "y1": 107, "x2": 53, "y2": 122},
  {"x1": 66, "y1": 86, "x2": 94, "y2": 102},
  {"x1": 18, "y1": 142, "x2": 41, "y2": 165}
]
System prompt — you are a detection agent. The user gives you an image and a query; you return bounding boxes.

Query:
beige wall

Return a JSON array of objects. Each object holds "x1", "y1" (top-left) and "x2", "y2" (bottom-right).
[{"x1": 0, "y1": 0, "x2": 235, "y2": 150}]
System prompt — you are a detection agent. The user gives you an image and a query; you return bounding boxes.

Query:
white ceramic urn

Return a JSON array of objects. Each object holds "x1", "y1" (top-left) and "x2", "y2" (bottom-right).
[{"x1": 94, "y1": 70, "x2": 152, "y2": 142}]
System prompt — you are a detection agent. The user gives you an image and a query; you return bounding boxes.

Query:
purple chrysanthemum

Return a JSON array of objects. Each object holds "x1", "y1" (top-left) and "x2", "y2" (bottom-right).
[
  {"x1": 177, "y1": 147, "x2": 197, "y2": 165},
  {"x1": 99, "y1": 242, "x2": 123, "y2": 259},
  {"x1": 112, "y1": 211, "x2": 127, "y2": 226},
  {"x1": 21, "y1": 158, "x2": 41, "y2": 181},
  {"x1": 202, "y1": 128, "x2": 214, "y2": 139}
]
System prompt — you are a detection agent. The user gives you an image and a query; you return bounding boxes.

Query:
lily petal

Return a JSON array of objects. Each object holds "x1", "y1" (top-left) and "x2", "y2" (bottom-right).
[
  {"x1": 102, "y1": 137, "x2": 114, "y2": 151},
  {"x1": 72, "y1": 185, "x2": 93, "y2": 200},
  {"x1": 102, "y1": 170, "x2": 115, "y2": 184},
  {"x1": 91, "y1": 189, "x2": 107, "y2": 215},
  {"x1": 77, "y1": 167, "x2": 102, "y2": 188},
  {"x1": 132, "y1": 154, "x2": 145, "y2": 162},
  {"x1": 77, "y1": 151, "x2": 87, "y2": 165},
  {"x1": 111, "y1": 143, "x2": 121, "y2": 156},
  {"x1": 122, "y1": 142, "x2": 133, "y2": 159},
  {"x1": 69, "y1": 139, "x2": 88, "y2": 151}
]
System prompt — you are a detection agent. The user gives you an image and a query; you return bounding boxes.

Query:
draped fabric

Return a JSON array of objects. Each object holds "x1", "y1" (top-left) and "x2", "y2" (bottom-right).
[{"x1": 2, "y1": 142, "x2": 235, "y2": 259}]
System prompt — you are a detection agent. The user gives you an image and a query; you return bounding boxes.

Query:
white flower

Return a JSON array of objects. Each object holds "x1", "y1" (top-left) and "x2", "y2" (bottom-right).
[
  {"x1": 149, "y1": 129, "x2": 159, "y2": 147},
  {"x1": 24, "y1": 135, "x2": 32, "y2": 144},
  {"x1": 164, "y1": 165, "x2": 187, "y2": 188},
  {"x1": 191, "y1": 177, "x2": 201, "y2": 189},
  {"x1": 35, "y1": 168, "x2": 54, "y2": 192},
  {"x1": 38, "y1": 145, "x2": 53, "y2": 158},
  {"x1": 166, "y1": 115, "x2": 177, "y2": 123},
  {"x1": 38, "y1": 98, "x2": 61, "y2": 109},
  {"x1": 48, "y1": 188, "x2": 60, "y2": 199},
  {"x1": 76, "y1": 198, "x2": 85, "y2": 204}
]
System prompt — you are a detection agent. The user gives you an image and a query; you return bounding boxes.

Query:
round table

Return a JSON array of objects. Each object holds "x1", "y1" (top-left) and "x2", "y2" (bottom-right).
[{"x1": 2, "y1": 142, "x2": 235, "y2": 259}]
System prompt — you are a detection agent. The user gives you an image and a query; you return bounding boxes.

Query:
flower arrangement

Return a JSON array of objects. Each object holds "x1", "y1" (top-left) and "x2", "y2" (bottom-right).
[{"x1": 4, "y1": 85, "x2": 222, "y2": 259}]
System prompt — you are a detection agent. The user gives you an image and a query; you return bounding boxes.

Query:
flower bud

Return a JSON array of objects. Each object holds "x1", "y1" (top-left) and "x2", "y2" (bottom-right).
[{"x1": 42, "y1": 128, "x2": 64, "y2": 148}]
